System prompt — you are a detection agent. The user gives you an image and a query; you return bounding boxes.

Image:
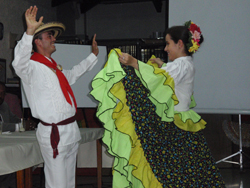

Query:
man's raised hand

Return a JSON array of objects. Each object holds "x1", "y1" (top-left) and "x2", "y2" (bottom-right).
[
  {"x1": 91, "y1": 34, "x2": 99, "y2": 56},
  {"x1": 25, "y1": 6, "x2": 43, "y2": 35}
]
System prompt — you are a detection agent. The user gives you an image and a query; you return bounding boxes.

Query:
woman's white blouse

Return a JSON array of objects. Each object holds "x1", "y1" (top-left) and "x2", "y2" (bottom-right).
[{"x1": 161, "y1": 56, "x2": 195, "y2": 112}]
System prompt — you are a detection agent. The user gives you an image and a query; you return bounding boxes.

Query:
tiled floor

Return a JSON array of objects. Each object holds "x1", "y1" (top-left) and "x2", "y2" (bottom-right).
[{"x1": 32, "y1": 168, "x2": 250, "y2": 188}]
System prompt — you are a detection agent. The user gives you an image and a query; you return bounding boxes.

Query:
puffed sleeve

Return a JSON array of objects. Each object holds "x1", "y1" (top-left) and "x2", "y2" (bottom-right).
[{"x1": 161, "y1": 59, "x2": 189, "y2": 85}]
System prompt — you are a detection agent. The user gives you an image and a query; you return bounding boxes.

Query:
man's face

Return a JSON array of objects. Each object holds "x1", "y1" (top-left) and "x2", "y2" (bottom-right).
[
  {"x1": 0, "y1": 85, "x2": 6, "y2": 105},
  {"x1": 39, "y1": 31, "x2": 56, "y2": 56}
]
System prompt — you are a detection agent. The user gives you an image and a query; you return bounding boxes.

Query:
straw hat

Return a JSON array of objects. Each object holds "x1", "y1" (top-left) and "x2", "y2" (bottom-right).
[{"x1": 34, "y1": 22, "x2": 65, "y2": 39}]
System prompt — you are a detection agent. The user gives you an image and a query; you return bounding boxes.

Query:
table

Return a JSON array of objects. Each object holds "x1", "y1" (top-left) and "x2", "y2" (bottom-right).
[
  {"x1": 0, "y1": 128, "x2": 104, "y2": 188},
  {"x1": 77, "y1": 141, "x2": 114, "y2": 168}
]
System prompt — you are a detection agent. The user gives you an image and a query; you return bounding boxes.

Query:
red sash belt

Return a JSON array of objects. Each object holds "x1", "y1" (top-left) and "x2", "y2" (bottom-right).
[{"x1": 40, "y1": 115, "x2": 76, "y2": 158}]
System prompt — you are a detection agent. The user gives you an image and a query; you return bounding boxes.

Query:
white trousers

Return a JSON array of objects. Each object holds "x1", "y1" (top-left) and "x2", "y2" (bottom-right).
[{"x1": 39, "y1": 142, "x2": 79, "y2": 188}]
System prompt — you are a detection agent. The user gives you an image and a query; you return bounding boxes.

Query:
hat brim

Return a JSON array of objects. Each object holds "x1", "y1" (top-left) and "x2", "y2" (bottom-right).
[{"x1": 34, "y1": 22, "x2": 65, "y2": 39}]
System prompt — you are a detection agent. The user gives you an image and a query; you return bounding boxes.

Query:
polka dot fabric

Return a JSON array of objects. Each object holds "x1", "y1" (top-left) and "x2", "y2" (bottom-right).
[{"x1": 122, "y1": 65, "x2": 225, "y2": 187}]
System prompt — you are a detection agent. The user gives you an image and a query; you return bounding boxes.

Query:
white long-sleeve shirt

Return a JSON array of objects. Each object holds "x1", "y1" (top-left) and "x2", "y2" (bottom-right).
[
  {"x1": 12, "y1": 32, "x2": 98, "y2": 147},
  {"x1": 161, "y1": 56, "x2": 195, "y2": 112}
]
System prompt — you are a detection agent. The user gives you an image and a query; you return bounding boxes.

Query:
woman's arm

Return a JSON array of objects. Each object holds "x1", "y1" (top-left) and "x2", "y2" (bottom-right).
[{"x1": 118, "y1": 52, "x2": 139, "y2": 70}]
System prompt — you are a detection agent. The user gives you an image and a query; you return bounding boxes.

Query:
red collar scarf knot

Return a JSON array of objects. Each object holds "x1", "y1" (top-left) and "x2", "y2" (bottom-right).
[{"x1": 31, "y1": 52, "x2": 77, "y2": 158}]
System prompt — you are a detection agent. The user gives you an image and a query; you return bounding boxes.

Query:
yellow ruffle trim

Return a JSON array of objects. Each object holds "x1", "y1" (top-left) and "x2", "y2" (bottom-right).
[
  {"x1": 111, "y1": 80, "x2": 162, "y2": 188},
  {"x1": 174, "y1": 112, "x2": 206, "y2": 132}
]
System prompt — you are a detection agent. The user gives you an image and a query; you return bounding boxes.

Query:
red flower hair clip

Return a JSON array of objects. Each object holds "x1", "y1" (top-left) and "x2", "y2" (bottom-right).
[{"x1": 185, "y1": 20, "x2": 202, "y2": 53}]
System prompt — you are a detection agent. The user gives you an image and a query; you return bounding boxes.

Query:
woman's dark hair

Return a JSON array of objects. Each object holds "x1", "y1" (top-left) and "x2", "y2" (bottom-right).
[{"x1": 165, "y1": 26, "x2": 204, "y2": 56}]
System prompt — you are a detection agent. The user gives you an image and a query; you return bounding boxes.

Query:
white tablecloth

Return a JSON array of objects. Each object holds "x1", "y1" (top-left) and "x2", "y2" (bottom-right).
[
  {"x1": 0, "y1": 128, "x2": 105, "y2": 175},
  {"x1": 77, "y1": 141, "x2": 114, "y2": 168}
]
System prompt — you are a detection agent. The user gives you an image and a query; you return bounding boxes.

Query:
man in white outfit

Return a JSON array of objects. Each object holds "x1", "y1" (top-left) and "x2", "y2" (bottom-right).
[{"x1": 12, "y1": 6, "x2": 99, "y2": 188}]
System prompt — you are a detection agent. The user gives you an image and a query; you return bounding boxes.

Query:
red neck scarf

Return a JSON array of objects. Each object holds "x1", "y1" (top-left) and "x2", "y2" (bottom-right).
[{"x1": 31, "y1": 52, "x2": 77, "y2": 111}]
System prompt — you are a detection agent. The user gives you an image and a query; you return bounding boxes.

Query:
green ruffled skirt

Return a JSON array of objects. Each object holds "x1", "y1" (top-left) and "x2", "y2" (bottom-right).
[{"x1": 90, "y1": 49, "x2": 225, "y2": 187}]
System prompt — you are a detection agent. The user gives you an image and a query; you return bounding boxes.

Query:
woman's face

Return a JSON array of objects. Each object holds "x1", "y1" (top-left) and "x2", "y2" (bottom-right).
[{"x1": 164, "y1": 34, "x2": 180, "y2": 61}]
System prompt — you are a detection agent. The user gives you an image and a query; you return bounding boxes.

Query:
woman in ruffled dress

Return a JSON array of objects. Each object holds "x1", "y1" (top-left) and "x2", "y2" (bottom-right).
[{"x1": 91, "y1": 21, "x2": 225, "y2": 187}]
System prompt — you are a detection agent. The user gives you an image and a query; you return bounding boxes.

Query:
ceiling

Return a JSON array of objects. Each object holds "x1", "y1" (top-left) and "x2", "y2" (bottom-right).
[{"x1": 51, "y1": 0, "x2": 164, "y2": 13}]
